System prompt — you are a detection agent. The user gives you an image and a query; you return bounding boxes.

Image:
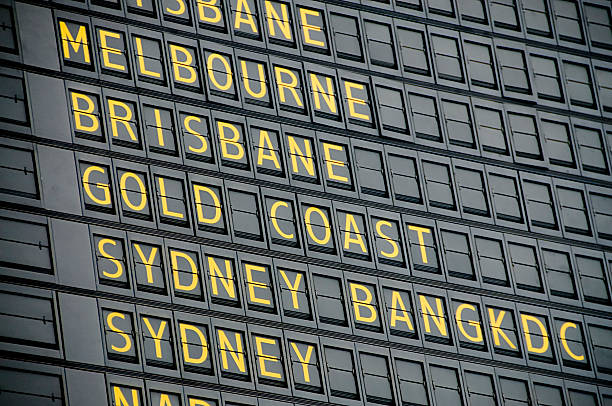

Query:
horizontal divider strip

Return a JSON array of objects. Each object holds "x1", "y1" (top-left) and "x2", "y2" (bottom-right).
[
  {"x1": 3, "y1": 57, "x2": 610, "y2": 190},
  {"x1": 1, "y1": 274, "x2": 611, "y2": 389},
  {"x1": 0, "y1": 198, "x2": 610, "y2": 320},
  {"x1": 19, "y1": 0, "x2": 612, "y2": 69},
  {"x1": 9, "y1": 0, "x2": 612, "y2": 129},
  {"x1": 2, "y1": 130, "x2": 611, "y2": 254}
]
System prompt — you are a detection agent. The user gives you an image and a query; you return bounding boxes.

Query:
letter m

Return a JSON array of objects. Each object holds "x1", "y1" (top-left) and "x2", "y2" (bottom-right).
[{"x1": 59, "y1": 20, "x2": 91, "y2": 65}]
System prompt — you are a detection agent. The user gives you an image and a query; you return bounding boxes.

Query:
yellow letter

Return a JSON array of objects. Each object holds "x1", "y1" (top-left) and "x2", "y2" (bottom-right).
[
  {"x1": 134, "y1": 37, "x2": 161, "y2": 78},
  {"x1": 343, "y1": 213, "x2": 367, "y2": 253},
  {"x1": 287, "y1": 135, "x2": 314, "y2": 176},
  {"x1": 190, "y1": 399, "x2": 211, "y2": 406},
  {"x1": 389, "y1": 291, "x2": 413, "y2": 330},
  {"x1": 245, "y1": 264, "x2": 270, "y2": 305},
  {"x1": 521, "y1": 314, "x2": 549, "y2": 354},
  {"x1": 255, "y1": 336, "x2": 282, "y2": 378},
  {"x1": 299, "y1": 8, "x2": 324, "y2": 47},
  {"x1": 59, "y1": 21, "x2": 90, "y2": 63},
  {"x1": 350, "y1": 283, "x2": 377, "y2": 323},
  {"x1": 113, "y1": 386, "x2": 139, "y2": 406},
  {"x1": 265, "y1": 0, "x2": 291, "y2": 40},
  {"x1": 304, "y1": 206, "x2": 330, "y2": 245},
  {"x1": 274, "y1": 66, "x2": 303, "y2": 106},
  {"x1": 171, "y1": 250, "x2": 199, "y2": 291},
  {"x1": 98, "y1": 30, "x2": 125, "y2": 71},
  {"x1": 166, "y1": 0, "x2": 186, "y2": 15},
  {"x1": 310, "y1": 74, "x2": 336, "y2": 113},
  {"x1": 218, "y1": 330, "x2": 246, "y2": 372},
  {"x1": 193, "y1": 185, "x2": 222, "y2": 225},
  {"x1": 270, "y1": 201, "x2": 294, "y2": 240},
  {"x1": 240, "y1": 60, "x2": 267, "y2": 99},
  {"x1": 408, "y1": 225, "x2": 431, "y2": 264},
  {"x1": 323, "y1": 143, "x2": 348, "y2": 183},
  {"x1": 488, "y1": 308, "x2": 517, "y2": 349},
  {"x1": 107, "y1": 312, "x2": 132, "y2": 353},
  {"x1": 455, "y1": 303, "x2": 483, "y2": 343},
  {"x1": 208, "y1": 257, "x2": 235, "y2": 298},
  {"x1": 179, "y1": 323, "x2": 209, "y2": 364},
  {"x1": 207, "y1": 53, "x2": 233, "y2": 91},
  {"x1": 71, "y1": 92, "x2": 99, "y2": 133},
  {"x1": 184, "y1": 116, "x2": 208, "y2": 154},
  {"x1": 419, "y1": 295, "x2": 447, "y2": 336},
  {"x1": 119, "y1": 172, "x2": 147, "y2": 212},
  {"x1": 142, "y1": 317, "x2": 167, "y2": 358},
  {"x1": 559, "y1": 322, "x2": 584, "y2": 361},
  {"x1": 290, "y1": 342, "x2": 314, "y2": 382},
  {"x1": 217, "y1": 121, "x2": 245, "y2": 160},
  {"x1": 234, "y1": 0, "x2": 258, "y2": 33},
  {"x1": 157, "y1": 178, "x2": 185, "y2": 219},
  {"x1": 159, "y1": 394, "x2": 174, "y2": 406},
  {"x1": 170, "y1": 44, "x2": 197, "y2": 84},
  {"x1": 133, "y1": 244, "x2": 158, "y2": 284},
  {"x1": 197, "y1": 0, "x2": 222, "y2": 23},
  {"x1": 82, "y1": 165, "x2": 111, "y2": 205},
  {"x1": 98, "y1": 238, "x2": 124, "y2": 278},
  {"x1": 376, "y1": 220, "x2": 399, "y2": 259},
  {"x1": 256, "y1": 130, "x2": 281, "y2": 169},
  {"x1": 344, "y1": 81, "x2": 370, "y2": 121},
  {"x1": 108, "y1": 99, "x2": 137, "y2": 141},
  {"x1": 279, "y1": 270, "x2": 302, "y2": 309},
  {"x1": 152, "y1": 109, "x2": 169, "y2": 147}
]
